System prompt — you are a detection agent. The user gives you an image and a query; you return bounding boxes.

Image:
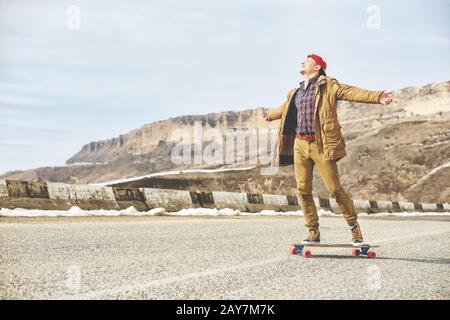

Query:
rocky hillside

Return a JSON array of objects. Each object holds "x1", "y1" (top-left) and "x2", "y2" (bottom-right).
[
  {"x1": 65, "y1": 109, "x2": 272, "y2": 165},
  {"x1": 2, "y1": 80, "x2": 449, "y2": 203}
]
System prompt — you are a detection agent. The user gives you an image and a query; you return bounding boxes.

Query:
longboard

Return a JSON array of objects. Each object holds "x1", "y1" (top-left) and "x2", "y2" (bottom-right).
[{"x1": 290, "y1": 243, "x2": 379, "y2": 258}]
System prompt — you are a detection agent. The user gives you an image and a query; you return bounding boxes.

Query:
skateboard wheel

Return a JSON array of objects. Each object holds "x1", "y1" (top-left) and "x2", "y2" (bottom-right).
[
  {"x1": 302, "y1": 250, "x2": 311, "y2": 258},
  {"x1": 351, "y1": 249, "x2": 361, "y2": 257},
  {"x1": 367, "y1": 251, "x2": 377, "y2": 259},
  {"x1": 290, "y1": 247, "x2": 299, "y2": 255}
]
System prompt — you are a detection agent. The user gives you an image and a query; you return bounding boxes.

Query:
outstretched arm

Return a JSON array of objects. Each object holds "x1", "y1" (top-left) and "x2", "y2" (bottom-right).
[
  {"x1": 263, "y1": 88, "x2": 296, "y2": 121},
  {"x1": 332, "y1": 79, "x2": 394, "y2": 105},
  {"x1": 263, "y1": 101, "x2": 284, "y2": 121}
]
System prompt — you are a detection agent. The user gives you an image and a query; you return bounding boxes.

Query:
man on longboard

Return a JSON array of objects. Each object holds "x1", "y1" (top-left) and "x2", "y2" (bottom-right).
[{"x1": 264, "y1": 54, "x2": 394, "y2": 246}]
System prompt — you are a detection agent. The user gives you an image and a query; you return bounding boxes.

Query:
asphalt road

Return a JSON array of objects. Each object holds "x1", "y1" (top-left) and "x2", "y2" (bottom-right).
[{"x1": 1, "y1": 215, "x2": 449, "y2": 299}]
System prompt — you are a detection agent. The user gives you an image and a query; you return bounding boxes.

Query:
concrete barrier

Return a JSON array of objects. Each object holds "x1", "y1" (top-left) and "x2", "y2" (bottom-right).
[
  {"x1": 0, "y1": 180, "x2": 64, "y2": 210},
  {"x1": 421, "y1": 203, "x2": 438, "y2": 211},
  {"x1": 398, "y1": 201, "x2": 415, "y2": 211},
  {"x1": 7, "y1": 180, "x2": 49, "y2": 198},
  {"x1": 66, "y1": 184, "x2": 115, "y2": 201},
  {"x1": 246, "y1": 193, "x2": 265, "y2": 212},
  {"x1": 0, "y1": 179, "x2": 448, "y2": 214},
  {"x1": 212, "y1": 191, "x2": 248, "y2": 211},
  {"x1": 262, "y1": 194, "x2": 288, "y2": 211},
  {"x1": 0, "y1": 180, "x2": 8, "y2": 197},
  {"x1": 65, "y1": 184, "x2": 119, "y2": 210},
  {"x1": 0, "y1": 181, "x2": 120, "y2": 210},
  {"x1": 376, "y1": 200, "x2": 394, "y2": 212},
  {"x1": 142, "y1": 188, "x2": 193, "y2": 212},
  {"x1": 353, "y1": 199, "x2": 371, "y2": 213},
  {"x1": 285, "y1": 195, "x2": 299, "y2": 212},
  {"x1": 189, "y1": 191, "x2": 215, "y2": 209},
  {"x1": 47, "y1": 182, "x2": 71, "y2": 200},
  {"x1": 46, "y1": 182, "x2": 73, "y2": 210},
  {"x1": 113, "y1": 187, "x2": 148, "y2": 211}
]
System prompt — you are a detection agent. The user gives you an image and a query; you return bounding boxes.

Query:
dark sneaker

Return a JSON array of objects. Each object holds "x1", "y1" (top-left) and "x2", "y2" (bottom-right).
[
  {"x1": 350, "y1": 222, "x2": 364, "y2": 246},
  {"x1": 302, "y1": 229, "x2": 320, "y2": 244}
]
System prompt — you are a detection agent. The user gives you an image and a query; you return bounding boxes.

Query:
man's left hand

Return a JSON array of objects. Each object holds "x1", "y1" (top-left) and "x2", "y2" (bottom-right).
[{"x1": 379, "y1": 91, "x2": 395, "y2": 105}]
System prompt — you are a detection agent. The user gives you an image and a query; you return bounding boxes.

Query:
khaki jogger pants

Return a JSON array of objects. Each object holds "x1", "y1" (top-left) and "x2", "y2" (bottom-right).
[{"x1": 294, "y1": 137, "x2": 358, "y2": 230}]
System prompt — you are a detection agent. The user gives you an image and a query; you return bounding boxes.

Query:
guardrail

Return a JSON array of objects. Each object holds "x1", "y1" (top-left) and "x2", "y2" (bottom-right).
[{"x1": 0, "y1": 179, "x2": 448, "y2": 213}]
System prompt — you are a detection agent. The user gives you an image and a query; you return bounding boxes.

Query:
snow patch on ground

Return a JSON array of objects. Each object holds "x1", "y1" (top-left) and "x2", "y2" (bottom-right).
[
  {"x1": 409, "y1": 161, "x2": 450, "y2": 188},
  {"x1": 0, "y1": 206, "x2": 164, "y2": 217},
  {"x1": 65, "y1": 162, "x2": 109, "y2": 166},
  {"x1": 1, "y1": 207, "x2": 449, "y2": 217},
  {"x1": 92, "y1": 166, "x2": 256, "y2": 186}
]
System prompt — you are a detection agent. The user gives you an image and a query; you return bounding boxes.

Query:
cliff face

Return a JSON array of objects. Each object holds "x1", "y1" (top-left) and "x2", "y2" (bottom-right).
[
  {"x1": 1, "y1": 80, "x2": 449, "y2": 203},
  {"x1": 65, "y1": 109, "x2": 273, "y2": 165}
]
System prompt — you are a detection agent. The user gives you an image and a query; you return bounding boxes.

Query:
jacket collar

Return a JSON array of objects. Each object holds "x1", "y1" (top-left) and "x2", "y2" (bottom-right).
[
  {"x1": 292, "y1": 75, "x2": 328, "y2": 91},
  {"x1": 317, "y1": 75, "x2": 328, "y2": 86},
  {"x1": 299, "y1": 74, "x2": 320, "y2": 87}
]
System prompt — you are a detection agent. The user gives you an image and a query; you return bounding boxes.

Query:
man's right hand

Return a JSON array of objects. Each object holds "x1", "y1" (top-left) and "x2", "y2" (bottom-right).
[{"x1": 263, "y1": 111, "x2": 271, "y2": 122}]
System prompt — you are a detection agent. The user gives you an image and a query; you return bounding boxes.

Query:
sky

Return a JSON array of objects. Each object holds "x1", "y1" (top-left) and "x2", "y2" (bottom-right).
[{"x1": 0, "y1": 0, "x2": 449, "y2": 175}]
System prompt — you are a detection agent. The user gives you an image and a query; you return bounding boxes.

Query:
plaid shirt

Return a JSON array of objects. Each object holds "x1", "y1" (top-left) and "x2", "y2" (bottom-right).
[{"x1": 295, "y1": 74, "x2": 319, "y2": 138}]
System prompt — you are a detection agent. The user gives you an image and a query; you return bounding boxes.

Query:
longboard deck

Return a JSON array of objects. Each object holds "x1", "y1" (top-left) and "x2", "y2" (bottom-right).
[
  {"x1": 292, "y1": 243, "x2": 379, "y2": 248},
  {"x1": 290, "y1": 243, "x2": 379, "y2": 258}
]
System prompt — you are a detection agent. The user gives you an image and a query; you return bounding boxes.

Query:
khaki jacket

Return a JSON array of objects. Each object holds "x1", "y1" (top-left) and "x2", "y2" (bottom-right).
[{"x1": 267, "y1": 76, "x2": 383, "y2": 166}]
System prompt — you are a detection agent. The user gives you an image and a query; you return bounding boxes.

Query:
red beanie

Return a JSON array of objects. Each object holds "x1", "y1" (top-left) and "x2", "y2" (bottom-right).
[{"x1": 308, "y1": 54, "x2": 327, "y2": 75}]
